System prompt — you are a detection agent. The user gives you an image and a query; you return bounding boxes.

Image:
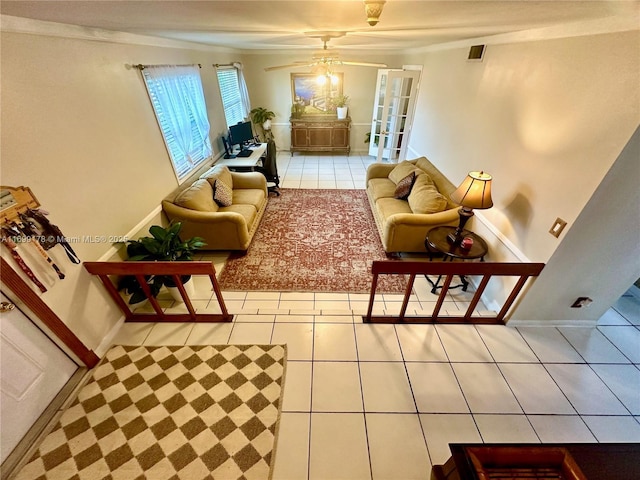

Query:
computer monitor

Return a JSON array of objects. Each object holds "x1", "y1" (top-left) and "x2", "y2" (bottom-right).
[{"x1": 229, "y1": 121, "x2": 254, "y2": 149}]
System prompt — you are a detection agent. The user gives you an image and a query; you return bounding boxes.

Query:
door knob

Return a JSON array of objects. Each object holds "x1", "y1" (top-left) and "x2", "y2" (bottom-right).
[{"x1": 0, "y1": 301, "x2": 15, "y2": 313}]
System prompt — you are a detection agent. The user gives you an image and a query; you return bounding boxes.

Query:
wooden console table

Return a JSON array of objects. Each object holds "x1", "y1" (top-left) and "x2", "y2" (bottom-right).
[{"x1": 290, "y1": 116, "x2": 351, "y2": 155}]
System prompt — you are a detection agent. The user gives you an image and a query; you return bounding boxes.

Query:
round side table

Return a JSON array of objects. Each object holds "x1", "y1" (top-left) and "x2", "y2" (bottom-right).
[{"x1": 425, "y1": 226, "x2": 489, "y2": 293}]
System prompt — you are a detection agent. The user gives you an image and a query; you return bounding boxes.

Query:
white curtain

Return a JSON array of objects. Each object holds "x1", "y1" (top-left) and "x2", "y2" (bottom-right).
[
  {"x1": 143, "y1": 65, "x2": 211, "y2": 167},
  {"x1": 233, "y1": 62, "x2": 251, "y2": 119}
]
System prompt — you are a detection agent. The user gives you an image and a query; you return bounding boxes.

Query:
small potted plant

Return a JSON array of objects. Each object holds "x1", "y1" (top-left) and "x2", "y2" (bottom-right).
[
  {"x1": 250, "y1": 107, "x2": 276, "y2": 141},
  {"x1": 118, "y1": 222, "x2": 206, "y2": 304},
  {"x1": 332, "y1": 94, "x2": 350, "y2": 119},
  {"x1": 291, "y1": 102, "x2": 306, "y2": 119}
]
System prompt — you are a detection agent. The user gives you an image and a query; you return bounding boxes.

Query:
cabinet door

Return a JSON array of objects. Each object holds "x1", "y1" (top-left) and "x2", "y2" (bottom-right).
[
  {"x1": 291, "y1": 127, "x2": 308, "y2": 148},
  {"x1": 332, "y1": 127, "x2": 349, "y2": 148},
  {"x1": 308, "y1": 128, "x2": 332, "y2": 147}
]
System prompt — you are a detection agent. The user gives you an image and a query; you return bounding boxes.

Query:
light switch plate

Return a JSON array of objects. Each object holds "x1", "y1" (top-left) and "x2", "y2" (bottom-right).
[{"x1": 549, "y1": 218, "x2": 567, "y2": 238}]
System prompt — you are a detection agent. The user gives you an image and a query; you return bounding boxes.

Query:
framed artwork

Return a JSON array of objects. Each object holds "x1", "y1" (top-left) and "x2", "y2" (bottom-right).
[{"x1": 291, "y1": 73, "x2": 343, "y2": 114}]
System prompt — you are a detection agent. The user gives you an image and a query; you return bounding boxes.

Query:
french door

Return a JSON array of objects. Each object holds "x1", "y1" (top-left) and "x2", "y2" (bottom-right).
[{"x1": 369, "y1": 69, "x2": 421, "y2": 162}]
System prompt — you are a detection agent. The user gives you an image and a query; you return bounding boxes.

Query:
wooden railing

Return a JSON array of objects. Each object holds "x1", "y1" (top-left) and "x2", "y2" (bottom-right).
[
  {"x1": 84, "y1": 261, "x2": 233, "y2": 323},
  {"x1": 364, "y1": 261, "x2": 545, "y2": 324}
]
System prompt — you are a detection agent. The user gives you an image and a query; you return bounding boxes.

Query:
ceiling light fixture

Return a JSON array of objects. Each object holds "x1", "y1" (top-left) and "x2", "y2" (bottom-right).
[{"x1": 364, "y1": 0, "x2": 386, "y2": 26}]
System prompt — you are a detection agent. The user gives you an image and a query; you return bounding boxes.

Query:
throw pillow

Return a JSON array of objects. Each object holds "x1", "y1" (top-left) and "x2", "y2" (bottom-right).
[
  {"x1": 201, "y1": 164, "x2": 233, "y2": 190},
  {"x1": 388, "y1": 160, "x2": 422, "y2": 185},
  {"x1": 174, "y1": 179, "x2": 216, "y2": 211},
  {"x1": 408, "y1": 176, "x2": 448, "y2": 214},
  {"x1": 394, "y1": 172, "x2": 417, "y2": 200},
  {"x1": 213, "y1": 179, "x2": 233, "y2": 207}
]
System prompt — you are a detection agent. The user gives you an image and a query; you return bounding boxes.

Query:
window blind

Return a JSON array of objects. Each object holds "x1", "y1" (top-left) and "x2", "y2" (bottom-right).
[
  {"x1": 216, "y1": 68, "x2": 246, "y2": 127},
  {"x1": 142, "y1": 66, "x2": 212, "y2": 182}
]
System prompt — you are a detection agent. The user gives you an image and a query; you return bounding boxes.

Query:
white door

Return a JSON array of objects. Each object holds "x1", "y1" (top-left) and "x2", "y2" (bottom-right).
[
  {"x1": 369, "y1": 69, "x2": 421, "y2": 162},
  {"x1": 0, "y1": 292, "x2": 78, "y2": 462}
]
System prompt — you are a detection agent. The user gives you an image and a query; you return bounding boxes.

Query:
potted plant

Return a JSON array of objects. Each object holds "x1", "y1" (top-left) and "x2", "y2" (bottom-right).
[
  {"x1": 250, "y1": 107, "x2": 275, "y2": 140},
  {"x1": 332, "y1": 94, "x2": 349, "y2": 119},
  {"x1": 291, "y1": 102, "x2": 305, "y2": 119},
  {"x1": 118, "y1": 222, "x2": 206, "y2": 304}
]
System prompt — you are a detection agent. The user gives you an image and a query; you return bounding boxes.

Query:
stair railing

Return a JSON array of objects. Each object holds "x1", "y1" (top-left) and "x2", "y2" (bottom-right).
[
  {"x1": 84, "y1": 261, "x2": 232, "y2": 323},
  {"x1": 365, "y1": 261, "x2": 545, "y2": 324}
]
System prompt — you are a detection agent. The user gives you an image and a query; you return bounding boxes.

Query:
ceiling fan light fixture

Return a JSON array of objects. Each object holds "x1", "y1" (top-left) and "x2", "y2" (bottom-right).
[{"x1": 364, "y1": 0, "x2": 386, "y2": 26}]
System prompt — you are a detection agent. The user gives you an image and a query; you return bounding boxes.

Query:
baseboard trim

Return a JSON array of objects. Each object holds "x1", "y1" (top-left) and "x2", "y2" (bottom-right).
[{"x1": 507, "y1": 319, "x2": 598, "y2": 327}]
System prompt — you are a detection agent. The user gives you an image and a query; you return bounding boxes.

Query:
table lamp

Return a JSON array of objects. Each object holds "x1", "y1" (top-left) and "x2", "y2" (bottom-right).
[{"x1": 448, "y1": 171, "x2": 493, "y2": 244}]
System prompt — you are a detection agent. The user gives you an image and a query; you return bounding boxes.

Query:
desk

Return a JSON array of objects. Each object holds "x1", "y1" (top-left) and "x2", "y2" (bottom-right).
[
  {"x1": 218, "y1": 143, "x2": 266, "y2": 171},
  {"x1": 425, "y1": 226, "x2": 488, "y2": 294}
]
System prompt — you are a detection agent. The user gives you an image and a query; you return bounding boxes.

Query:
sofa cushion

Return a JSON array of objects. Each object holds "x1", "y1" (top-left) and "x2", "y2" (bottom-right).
[
  {"x1": 213, "y1": 179, "x2": 233, "y2": 207},
  {"x1": 233, "y1": 188, "x2": 266, "y2": 209},
  {"x1": 376, "y1": 197, "x2": 413, "y2": 219},
  {"x1": 388, "y1": 160, "x2": 423, "y2": 185},
  {"x1": 394, "y1": 172, "x2": 417, "y2": 200},
  {"x1": 408, "y1": 175, "x2": 448, "y2": 214},
  {"x1": 367, "y1": 178, "x2": 397, "y2": 201},
  {"x1": 201, "y1": 164, "x2": 233, "y2": 189},
  {"x1": 220, "y1": 204, "x2": 257, "y2": 229},
  {"x1": 174, "y1": 179, "x2": 217, "y2": 212}
]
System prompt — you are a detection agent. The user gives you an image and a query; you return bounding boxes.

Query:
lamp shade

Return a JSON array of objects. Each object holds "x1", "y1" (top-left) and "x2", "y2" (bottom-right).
[{"x1": 450, "y1": 171, "x2": 493, "y2": 210}]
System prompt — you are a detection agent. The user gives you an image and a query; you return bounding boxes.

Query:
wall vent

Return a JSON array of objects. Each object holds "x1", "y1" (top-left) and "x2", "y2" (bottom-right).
[{"x1": 468, "y1": 45, "x2": 485, "y2": 61}]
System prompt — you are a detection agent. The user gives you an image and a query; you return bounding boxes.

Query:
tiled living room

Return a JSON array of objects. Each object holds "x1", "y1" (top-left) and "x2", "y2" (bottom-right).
[
  {"x1": 107, "y1": 153, "x2": 640, "y2": 480},
  {"x1": 2, "y1": 1, "x2": 639, "y2": 479}
]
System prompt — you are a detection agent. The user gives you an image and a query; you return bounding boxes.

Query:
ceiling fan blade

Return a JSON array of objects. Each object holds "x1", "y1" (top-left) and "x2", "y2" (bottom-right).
[
  {"x1": 264, "y1": 62, "x2": 315, "y2": 72},
  {"x1": 340, "y1": 61, "x2": 388, "y2": 68}
]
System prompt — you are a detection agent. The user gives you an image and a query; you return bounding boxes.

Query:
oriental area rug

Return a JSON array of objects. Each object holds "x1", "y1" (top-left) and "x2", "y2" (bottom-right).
[
  {"x1": 15, "y1": 344, "x2": 286, "y2": 480},
  {"x1": 219, "y1": 189, "x2": 405, "y2": 293}
]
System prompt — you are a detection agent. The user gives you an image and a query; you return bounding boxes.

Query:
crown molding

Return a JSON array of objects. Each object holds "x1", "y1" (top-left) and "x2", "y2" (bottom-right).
[
  {"x1": 409, "y1": 12, "x2": 640, "y2": 54},
  {"x1": 0, "y1": 15, "x2": 237, "y2": 53}
]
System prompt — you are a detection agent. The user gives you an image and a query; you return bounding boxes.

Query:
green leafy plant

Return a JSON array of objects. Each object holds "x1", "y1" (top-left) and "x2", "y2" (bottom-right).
[
  {"x1": 249, "y1": 107, "x2": 275, "y2": 125},
  {"x1": 331, "y1": 94, "x2": 350, "y2": 108},
  {"x1": 250, "y1": 107, "x2": 276, "y2": 141},
  {"x1": 291, "y1": 102, "x2": 305, "y2": 118},
  {"x1": 118, "y1": 223, "x2": 206, "y2": 304}
]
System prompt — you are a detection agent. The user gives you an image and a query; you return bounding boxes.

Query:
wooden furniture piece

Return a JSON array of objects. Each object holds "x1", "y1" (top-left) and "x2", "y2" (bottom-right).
[
  {"x1": 290, "y1": 116, "x2": 351, "y2": 154},
  {"x1": 432, "y1": 443, "x2": 640, "y2": 480},
  {"x1": 425, "y1": 226, "x2": 489, "y2": 293}
]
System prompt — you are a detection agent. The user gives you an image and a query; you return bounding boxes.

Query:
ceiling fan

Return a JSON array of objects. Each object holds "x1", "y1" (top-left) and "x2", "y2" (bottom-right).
[{"x1": 264, "y1": 32, "x2": 388, "y2": 72}]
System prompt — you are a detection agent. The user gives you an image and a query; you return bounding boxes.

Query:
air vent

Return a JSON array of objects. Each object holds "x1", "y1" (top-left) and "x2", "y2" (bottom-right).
[{"x1": 468, "y1": 45, "x2": 485, "y2": 61}]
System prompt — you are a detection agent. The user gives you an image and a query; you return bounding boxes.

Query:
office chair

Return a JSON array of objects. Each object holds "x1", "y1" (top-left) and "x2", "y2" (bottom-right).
[{"x1": 257, "y1": 139, "x2": 280, "y2": 196}]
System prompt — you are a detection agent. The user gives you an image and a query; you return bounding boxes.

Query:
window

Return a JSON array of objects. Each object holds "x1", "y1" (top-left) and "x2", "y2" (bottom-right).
[
  {"x1": 216, "y1": 65, "x2": 250, "y2": 127},
  {"x1": 141, "y1": 65, "x2": 212, "y2": 182}
]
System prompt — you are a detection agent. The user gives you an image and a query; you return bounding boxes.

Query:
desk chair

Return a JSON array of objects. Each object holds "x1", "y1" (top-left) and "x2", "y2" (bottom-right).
[{"x1": 257, "y1": 139, "x2": 280, "y2": 196}]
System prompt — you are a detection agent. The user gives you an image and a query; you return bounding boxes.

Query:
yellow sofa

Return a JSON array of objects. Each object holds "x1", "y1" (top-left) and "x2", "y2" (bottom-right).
[
  {"x1": 366, "y1": 157, "x2": 461, "y2": 253},
  {"x1": 162, "y1": 165, "x2": 267, "y2": 251}
]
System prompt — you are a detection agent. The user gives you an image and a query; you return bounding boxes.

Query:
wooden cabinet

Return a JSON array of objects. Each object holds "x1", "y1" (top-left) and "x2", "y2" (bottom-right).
[{"x1": 290, "y1": 116, "x2": 351, "y2": 154}]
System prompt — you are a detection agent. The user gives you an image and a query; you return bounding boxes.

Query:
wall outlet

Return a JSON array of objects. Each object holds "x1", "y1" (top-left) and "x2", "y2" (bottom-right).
[{"x1": 571, "y1": 297, "x2": 593, "y2": 308}]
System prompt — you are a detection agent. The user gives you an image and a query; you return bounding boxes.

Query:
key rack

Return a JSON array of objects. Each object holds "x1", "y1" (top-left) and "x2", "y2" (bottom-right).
[{"x1": 0, "y1": 186, "x2": 40, "y2": 223}]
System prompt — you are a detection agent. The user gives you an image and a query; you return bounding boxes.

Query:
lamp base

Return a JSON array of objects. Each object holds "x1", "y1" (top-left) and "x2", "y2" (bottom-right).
[{"x1": 448, "y1": 207, "x2": 474, "y2": 245}]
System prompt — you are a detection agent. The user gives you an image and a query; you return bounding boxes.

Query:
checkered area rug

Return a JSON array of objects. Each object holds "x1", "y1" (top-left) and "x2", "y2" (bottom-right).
[{"x1": 14, "y1": 344, "x2": 287, "y2": 480}]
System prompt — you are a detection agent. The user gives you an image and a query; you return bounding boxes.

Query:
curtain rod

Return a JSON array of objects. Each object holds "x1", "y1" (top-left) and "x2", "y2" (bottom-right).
[
  {"x1": 213, "y1": 63, "x2": 235, "y2": 68},
  {"x1": 134, "y1": 63, "x2": 202, "y2": 70}
]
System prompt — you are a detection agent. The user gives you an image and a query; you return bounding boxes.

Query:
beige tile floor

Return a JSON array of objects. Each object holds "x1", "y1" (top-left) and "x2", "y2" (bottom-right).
[{"x1": 113, "y1": 153, "x2": 640, "y2": 480}]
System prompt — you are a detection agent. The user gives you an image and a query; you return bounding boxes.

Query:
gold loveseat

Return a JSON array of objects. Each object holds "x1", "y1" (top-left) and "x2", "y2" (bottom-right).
[
  {"x1": 162, "y1": 165, "x2": 267, "y2": 251},
  {"x1": 366, "y1": 157, "x2": 460, "y2": 253}
]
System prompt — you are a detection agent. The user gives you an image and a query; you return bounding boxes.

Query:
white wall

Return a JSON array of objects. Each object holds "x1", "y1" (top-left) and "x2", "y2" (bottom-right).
[
  {"x1": 0, "y1": 19, "x2": 239, "y2": 352},
  {"x1": 514, "y1": 125, "x2": 640, "y2": 323},
  {"x1": 403, "y1": 29, "x2": 639, "y2": 322},
  {"x1": 407, "y1": 30, "x2": 639, "y2": 263}
]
